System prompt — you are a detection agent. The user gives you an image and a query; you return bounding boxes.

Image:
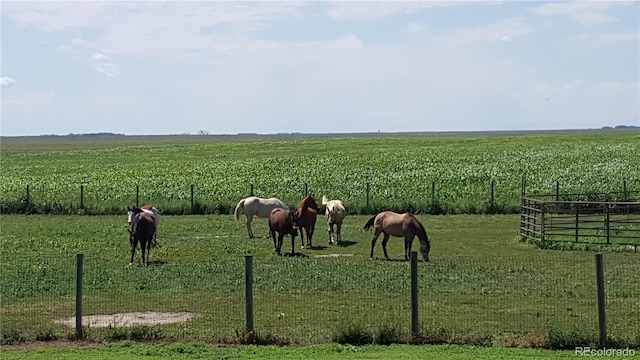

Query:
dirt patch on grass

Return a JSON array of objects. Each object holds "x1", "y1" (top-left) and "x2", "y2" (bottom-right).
[
  {"x1": 314, "y1": 253, "x2": 354, "y2": 258},
  {"x1": 53, "y1": 311, "x2": 197, "y2": 328}
]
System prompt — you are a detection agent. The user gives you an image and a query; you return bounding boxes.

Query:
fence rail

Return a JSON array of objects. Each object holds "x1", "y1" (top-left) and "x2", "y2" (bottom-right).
[{"x1": 520, "y1": 197, "x2": 640, "y2": 247}]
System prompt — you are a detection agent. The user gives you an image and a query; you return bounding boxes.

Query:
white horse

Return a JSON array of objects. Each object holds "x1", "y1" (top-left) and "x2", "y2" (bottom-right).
[
  {"x1": 127, "y1": 205, "x2": 160, "y2": 247},
  {"x1": 322, "y1": 196, "x2": 346, "y2": 245},
  {"x1": 234, "y1": 196, "x2": 289, "y2": 238}
]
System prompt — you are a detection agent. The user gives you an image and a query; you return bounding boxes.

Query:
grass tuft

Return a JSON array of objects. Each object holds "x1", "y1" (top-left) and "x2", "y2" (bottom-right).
[
  {"x1": 0, "y1": 328, "x2": 28, "y2": 345},
  {"x1": 332, "y1": 322, "x2": 373, "y2": 346}
]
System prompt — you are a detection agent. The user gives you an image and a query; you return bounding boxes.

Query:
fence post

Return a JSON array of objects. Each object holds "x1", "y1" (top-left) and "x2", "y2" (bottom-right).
[
  {"x1": 575, "y1": 203, "x2": 580, "y2": 243},
  {"x1": 304, "y1": 183, "x2": 308, "y2": 196},
  {"x1": 431, "y1": 181, "x2": 436, "y2": 213},
  {"x1": 595, "y1": 253, "x2": 607, "y2": 349},
  {"x1": 490, "y1": 179, "x2": 495, "y2": 208},
  {"x1": 135, "y1": 185, "x2": 139, "y2": 207},
  {"x1": 25, "y1": 184, "x2": 30, "y2": 212},
  {"x1": 250, "y1": 184, "x2": 254, "y2": 197},
  {"x1": 366, "y1": 183, "x2": 370, "y2": 211},
  {"x1": 80, "y1": 185, "x2": 84, "y2": 209},
  {"x1": 555, "y1": 181, "x2": 560, "y2": 201},
  {"x1": 75, "y1": 253, "x2": 84, "y2": 339},
  {"x1": 410, "y1": 251, "x2": 419, "y2": 336},
  {"x1": 245, "y1": 255, "x2": 254, "y2": 334},
  {"x1": 604, "y1": 204, "x2": 610, "y2": 244},
  {"x1": 190, "y1": 184, "x2": 195, "y2": 214},
  {"x1": 623, "y1": 180, "x2": 628, "y2": 200}
]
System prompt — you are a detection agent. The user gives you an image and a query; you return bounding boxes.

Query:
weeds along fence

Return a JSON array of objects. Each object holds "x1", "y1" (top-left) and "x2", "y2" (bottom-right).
[
  {"x1": 2, "y1": 253, "x2": 639, "y2": 347},
  {"x1": 0, "y1": 178, "x2": 590, "y2": 216}
]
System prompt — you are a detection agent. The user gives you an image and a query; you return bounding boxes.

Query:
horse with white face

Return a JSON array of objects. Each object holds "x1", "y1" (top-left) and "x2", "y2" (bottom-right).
[
  {"x1": 127, "y1": 205, "x2": 159, "y2": 247},
  {"x1": 234, "y1": 196, "x2": 289, "y2": 238},
  {"x1": 322, "y1": 196, "x2": 346, "y2": 245}
]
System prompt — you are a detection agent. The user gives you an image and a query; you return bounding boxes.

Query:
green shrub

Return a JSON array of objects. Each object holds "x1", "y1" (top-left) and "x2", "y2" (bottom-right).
[
  {"x1": 35, "y1": 327, "x2": 58, "y2": 341},
  {"x1": 332, "y1": 322, "x2": 373, "y2": 345},
  {"x1": 0, "y1": 328, "x2": 27, "y2": 345}
]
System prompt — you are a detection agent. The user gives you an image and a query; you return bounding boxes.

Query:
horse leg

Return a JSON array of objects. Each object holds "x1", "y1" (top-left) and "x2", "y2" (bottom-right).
[
  {"x1": 152, "y1": 225, "x2": 159, "y2": 247},
  {"x1": 381, "y1": 234, "x2": 391, "y2": 260},
  {"x1": 271, "y1": 230, "x2": 278, "y2": 254},
  {"x1": 308, "y1": 225, "x2": 313, "y2": 248},
  {"x1": 404, "y1": 236, "x2": 414, "y2": 261},
  {"x1": 130, "y1": 238, "x2": 138, "y2": 265},
  {"x1": 300, "y1": 226, "x2": 306, "y2": 249},
  {"x1": 141, "y1": 240, "x2": 148, "y2": 266},
  {"x1": 369, "y1": 231, "x2": 382, "y2": 259},
  {"x1": 327, "y1": 222, "x2": 334, "y2": 244},
  {"x1": 246, "y1": 215, "x2": 254, "y2": 238},
  {"x1": 336, "y1": 222, "x2": 342, "y2": 244},
  {"x1": 277, "y1": 233, "x2": 284, "y2": 256},
  {"x1": 291, "y1": 234, "x2": 296, "y2": 255},
  {"x1": 146, "y1": 239, "x2": 152, "y2": 265}
]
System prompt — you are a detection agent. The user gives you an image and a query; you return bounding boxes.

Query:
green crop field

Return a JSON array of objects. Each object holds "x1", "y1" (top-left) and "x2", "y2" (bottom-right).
[
  {"x1": 1, "y1": 131, "x2": 638, "y2": 215},
  {"x1": 1, "y1": 132, "x2": 639, "y2": 355}
]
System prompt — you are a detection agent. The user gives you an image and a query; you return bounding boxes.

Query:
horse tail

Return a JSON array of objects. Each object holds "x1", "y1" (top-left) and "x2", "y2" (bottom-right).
[
  {"x1": 322, "y1": 196, "x2": 329, "y2": 205},
  {"x1": 363, "y1": 214, "x2": 377, "y2": 231},
  {"x1": 234, "y1": 199, "x2": 245, "y2": 223}
]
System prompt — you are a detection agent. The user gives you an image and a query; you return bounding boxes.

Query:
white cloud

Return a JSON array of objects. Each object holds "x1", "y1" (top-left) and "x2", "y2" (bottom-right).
[
  {"x1": 446, "y1": 18, "x2": 533, "y2": 43},
  {"x1": 404, "y1": 23, "x2": 429, "y2": 37},
  {"x1": 93, "y1": 62, "x2": 119, "y2": 77},
  {"x1": 92, "y1": 52, "x2": 108, "y2": 61},
  {"x1": 1, "y1": 77, "x2": 16, "y2": 87},
  {"x1": 530, "y1": 1, "x2": 634, "y2": 25},
  {"x1": 326, "y1": 1, "x2": 472, "y2": 20}
]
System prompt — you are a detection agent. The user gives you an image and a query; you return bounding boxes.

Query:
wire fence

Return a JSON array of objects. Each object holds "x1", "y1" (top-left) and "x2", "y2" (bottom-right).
[{"x1": 1, "y1": 253, "x2": 638, "y2": 346}]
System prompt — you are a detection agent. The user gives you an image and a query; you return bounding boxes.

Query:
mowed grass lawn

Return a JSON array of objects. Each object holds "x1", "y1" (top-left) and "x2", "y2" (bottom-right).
[{"x1": 0, "y1": 342, "x2": 586, "y2": 360}]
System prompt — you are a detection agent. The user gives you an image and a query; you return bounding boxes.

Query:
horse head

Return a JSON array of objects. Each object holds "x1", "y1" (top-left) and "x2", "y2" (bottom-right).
[
  {"x1": 302, "y1": 193, "x2": 319, "y2": 211},
  {"x1": 127, "y1": 206, "x2": 142, "y2": 224}
]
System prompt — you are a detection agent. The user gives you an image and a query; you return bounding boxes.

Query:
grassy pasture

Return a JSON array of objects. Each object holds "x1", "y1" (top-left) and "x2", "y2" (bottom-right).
[
  {"x1": 1, "y1": 132, "x2": 638, "y2": 215},
  {"x1": 1, "y1": 131, "x2": 639, "y2": 352},
  {"x1": 1, "y1": 214, "x2": 639, "y2": 348}
]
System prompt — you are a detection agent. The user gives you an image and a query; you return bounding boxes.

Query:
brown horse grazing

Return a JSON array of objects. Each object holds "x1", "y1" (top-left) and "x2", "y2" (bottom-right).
[
  {"x1": 268, "y1": 208, "x2": 299, "y2": 256},
  {"x1": 296, "y1": 194, "x2": 318, "y2": 249},
  {"x1": 128, "y1": 212, "x2": 156, "y2": 266},
  {"x1": 363, "y1": 211, "x2": 430, "y2": 261}
]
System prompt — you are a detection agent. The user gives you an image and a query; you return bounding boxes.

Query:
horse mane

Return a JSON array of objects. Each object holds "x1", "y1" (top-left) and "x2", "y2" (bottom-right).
[
  {"x1": 407, "y1": 213, "x2": 429, "y2": 244},
  {"x1": 298, "y1": 197, "x2": 307, "y2": 210}
]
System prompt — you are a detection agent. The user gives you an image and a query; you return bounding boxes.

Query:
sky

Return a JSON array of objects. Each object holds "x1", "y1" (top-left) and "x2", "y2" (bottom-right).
[{"x1": 1, "y1": 1, "x2": 639, "y2": 136}]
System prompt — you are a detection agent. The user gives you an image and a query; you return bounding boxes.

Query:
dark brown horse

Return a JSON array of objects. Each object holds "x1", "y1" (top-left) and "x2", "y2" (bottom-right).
[
  {"x1": 296, "y1": 194, "x2": 318, "y2": 249},
  {"x1": 128, "y1": 212, "x2": 156, "y2": 266},
  {"x1": 363, "y1": 211, "x2": 430, "y2": 261},
  {"x1": 268, "y1": 208, "x2": 299, "y2": 256},
  {"x1": 127, "y1": 205, "x2": 159, "y2": 247}
]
